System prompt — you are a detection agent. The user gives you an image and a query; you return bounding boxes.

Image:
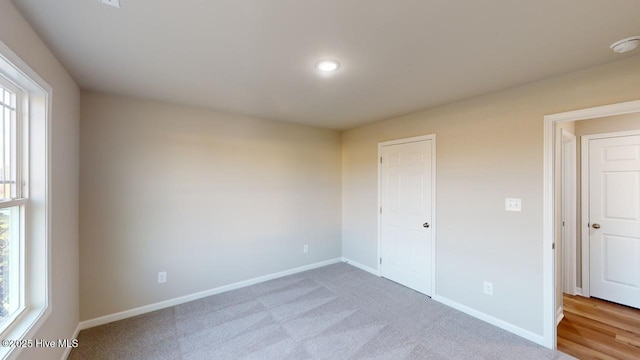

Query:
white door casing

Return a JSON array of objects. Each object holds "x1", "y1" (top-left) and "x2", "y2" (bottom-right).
[
  {"x1": 561, "y1": 129, "x2": 577, "y2": 296},
  {"x1": 588, "y1": 134, "x2": 640, "y2": 309},
  {"x1": 379, "y1": 135, "x2": 435, "y2": 296}
]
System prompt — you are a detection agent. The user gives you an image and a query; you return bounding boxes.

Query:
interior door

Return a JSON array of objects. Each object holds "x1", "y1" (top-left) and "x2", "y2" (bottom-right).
[
  {"x1": 380, "y1": 139, "x2": 433, "y2": 296},
  {"x1": 589, "y1": 135, "x2": 640, "y2": 309}
]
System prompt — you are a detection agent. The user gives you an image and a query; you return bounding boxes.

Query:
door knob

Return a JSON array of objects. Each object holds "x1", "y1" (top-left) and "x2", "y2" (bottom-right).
[
  {"x1": 592, "y1": 223, "x2": 601, "y2": 229},
  {"x1": 423, "y1": 222, "x2": 430, "y2": 228}
]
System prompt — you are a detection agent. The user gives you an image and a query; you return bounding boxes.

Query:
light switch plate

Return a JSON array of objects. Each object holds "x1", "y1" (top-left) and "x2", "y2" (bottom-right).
[{"x1": 505, "y1": 198, "x2": 522, "y2": 212}]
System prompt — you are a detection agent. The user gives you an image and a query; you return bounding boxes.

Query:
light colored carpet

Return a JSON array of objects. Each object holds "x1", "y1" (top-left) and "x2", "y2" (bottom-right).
[{"x1": 69, "y1": 263, "x2": 574, "y2": 359}]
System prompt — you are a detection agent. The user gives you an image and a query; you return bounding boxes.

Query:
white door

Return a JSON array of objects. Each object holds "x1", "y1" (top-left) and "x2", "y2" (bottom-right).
[
  {"x1": 380, "y1": 138, "x2": 433, "y2": 296},
  {"x1": 589, "y1": 135, "x2": 640, "y2": 309}
]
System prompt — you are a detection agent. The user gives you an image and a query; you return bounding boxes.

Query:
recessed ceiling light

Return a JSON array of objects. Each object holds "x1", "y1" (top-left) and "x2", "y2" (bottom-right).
[
  {"x1": 610, "y1": 36, "x2": 640, "y2": 53},
  {"x1": 316, "y1": 60, "x2": 340, "y2": 72}
]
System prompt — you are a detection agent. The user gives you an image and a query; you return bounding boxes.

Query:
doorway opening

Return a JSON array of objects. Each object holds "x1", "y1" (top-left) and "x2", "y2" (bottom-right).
[{"x1": 543, "y1": 100, "x2": 640, "y2": 355}]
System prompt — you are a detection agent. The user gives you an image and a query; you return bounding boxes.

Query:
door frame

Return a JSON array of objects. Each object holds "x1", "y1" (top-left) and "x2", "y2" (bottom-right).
[
  {"x1": 543, "y1": 100, "x2": 640, "y2": 349},
  {"x1": 561, "y1": 129, "x2": 577, "y2": 296},
  {"x1": 580, "y1": 129, "x2": 640, "y2": 298},
  {"x1": 377, "y1": 134, "x2": 437, "y2": 296}
]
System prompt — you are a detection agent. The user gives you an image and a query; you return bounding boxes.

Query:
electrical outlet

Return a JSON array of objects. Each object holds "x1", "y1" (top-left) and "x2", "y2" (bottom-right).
[
  {"x1": 483, "y1": 281, "x2": 493, "y2": 296},
  {"x1": 158, "y1": 271, "x2": 167, "y2": 284},
  {"x1": 303, "y1": 245, "x2": 309, "y2": 254},
  {"x1": 505, "y1": 198, "x2": 522, "y2": 212}
]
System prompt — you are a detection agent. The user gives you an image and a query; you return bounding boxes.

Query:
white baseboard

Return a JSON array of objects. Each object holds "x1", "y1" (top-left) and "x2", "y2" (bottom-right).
[
  {"x1": 60, "y1": 324, "x2": 81, "y2": 360},
  {"x1": 341, "y1": 257, "x2": 380, "y2": 276},
  {"x1": 432, "y1": 295, "x2": 545, "y2": 346},
  {"x1": 575, "y1": 287, "x2": 583, "y2": 296},
  {"x1": 78, "y1": 257, "x2": 342, "y2": 331},
  {"x1": 556, "y1": 306, "x2": 564, "y2": 326}
]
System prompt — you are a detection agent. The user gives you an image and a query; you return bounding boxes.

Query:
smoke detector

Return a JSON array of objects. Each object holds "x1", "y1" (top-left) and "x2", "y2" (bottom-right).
[
  {"x1": 99, "y1": 0, "x2": 120, "y2": 8},
  {"x1": 610, "y1": 36, "x2": 640, "y2": 53}
]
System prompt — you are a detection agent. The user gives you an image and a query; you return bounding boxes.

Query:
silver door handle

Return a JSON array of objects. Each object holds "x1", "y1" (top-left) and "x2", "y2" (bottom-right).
[
  {"x1": 592, "y1": 223, "x2": 601, "y2": 229},
  {"x1": 423, "y1": 222, "x2": 430, "y2": 228}
]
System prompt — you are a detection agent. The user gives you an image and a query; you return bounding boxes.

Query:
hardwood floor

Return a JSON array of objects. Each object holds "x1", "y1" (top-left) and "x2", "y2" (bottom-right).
[{"x1": 558, "y1": 294, "x2": 640, "y2": 360}]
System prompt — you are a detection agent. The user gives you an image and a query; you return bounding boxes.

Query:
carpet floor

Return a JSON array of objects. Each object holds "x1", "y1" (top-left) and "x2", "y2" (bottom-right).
[{"x1": 68, "y1": 263, "x2": 574, "y2": 359}]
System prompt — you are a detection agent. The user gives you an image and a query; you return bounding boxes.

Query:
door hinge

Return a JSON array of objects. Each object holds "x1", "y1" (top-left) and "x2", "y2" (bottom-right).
[
  {"x1": 380, "y1": 157, "x2": 382, "y2": 164},
  {"x1": 380, "y1": 257, "x2": 382, "y2": 264},
  {"x1": 562, "y1": 221, "x2": 565, "y2": 227},
  {"x1": 552, "y1": 243, "x2": 555, "y2": 250},
  {"x1": 380, "y1": 206, "x2": 382, "y2": 214}
]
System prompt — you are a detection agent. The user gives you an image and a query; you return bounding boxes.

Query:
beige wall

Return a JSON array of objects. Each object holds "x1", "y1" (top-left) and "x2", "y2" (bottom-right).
[
  {"x1": 0, "y1": 0, "x2": 80, "y2": 359},
  {"x1": 79, "y1": 91, "x2": 342, "y2": 320},
  {"x1": 576, "y1": 112, "x2": 640, "y2": 136},
  {"x1": 342, "y1": 55, "x2": 640, "y2": 336}
]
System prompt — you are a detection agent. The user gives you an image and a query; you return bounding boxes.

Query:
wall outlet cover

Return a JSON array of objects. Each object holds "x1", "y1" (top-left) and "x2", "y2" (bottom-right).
[
  {"x1": 483, "y1": 281, "x2": 493, "y2": 296},
  {"x1": 505, "y1": 198, "x2": 522, "y2": 212}
]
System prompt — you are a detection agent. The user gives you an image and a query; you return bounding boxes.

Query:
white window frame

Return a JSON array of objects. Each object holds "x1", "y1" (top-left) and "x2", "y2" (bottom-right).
[
  {"x1": 0, "y1": 74, "x2": 28, "y2": 332},
  {"x1": 0, "y1": 41, "x2": 52, "y2": 360}
]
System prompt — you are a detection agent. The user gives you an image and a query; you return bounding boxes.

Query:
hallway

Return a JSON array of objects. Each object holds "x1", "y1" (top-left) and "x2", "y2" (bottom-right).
[{"x1": 558, "y1": 294, "x2": 640, "y2": 359}]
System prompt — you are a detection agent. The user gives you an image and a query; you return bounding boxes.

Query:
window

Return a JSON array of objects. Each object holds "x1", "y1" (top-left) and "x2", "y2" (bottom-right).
[
  {"x1": 0, "y1": 77, "x2": 25, "y2": 332},
  {"x1": 0, "y1": 40, "x2": 51, "y2": 359}
]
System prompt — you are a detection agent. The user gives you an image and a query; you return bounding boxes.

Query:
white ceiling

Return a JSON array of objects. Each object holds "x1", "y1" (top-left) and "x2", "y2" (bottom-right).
[{"x1": 13, "y1": 0, "x2": 640, "y2": 129}]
